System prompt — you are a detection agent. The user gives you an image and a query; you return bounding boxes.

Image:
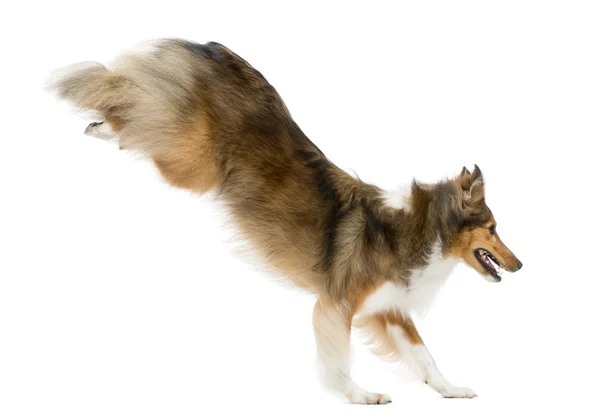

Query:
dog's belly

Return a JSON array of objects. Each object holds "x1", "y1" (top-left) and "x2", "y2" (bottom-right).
[{"x1": 358, "y1": 257, "x2": 459, "y2": 316}]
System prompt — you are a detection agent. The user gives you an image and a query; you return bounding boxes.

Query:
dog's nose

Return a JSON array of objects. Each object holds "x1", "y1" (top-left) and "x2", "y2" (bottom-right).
[{"x1": 516, "y1": 260, "x2": 523, "y2": 270}]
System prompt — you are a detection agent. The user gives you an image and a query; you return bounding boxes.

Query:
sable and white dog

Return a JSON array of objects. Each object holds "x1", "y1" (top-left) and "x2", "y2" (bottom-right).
[{"x1": 48, "y1": 39, "x2": 522, "y2": 404}]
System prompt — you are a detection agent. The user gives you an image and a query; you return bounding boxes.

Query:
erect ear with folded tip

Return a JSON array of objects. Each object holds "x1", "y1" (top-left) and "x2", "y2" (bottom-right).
[{"x1": 458, "y1": 164, "x2": 485, "y2": 206}]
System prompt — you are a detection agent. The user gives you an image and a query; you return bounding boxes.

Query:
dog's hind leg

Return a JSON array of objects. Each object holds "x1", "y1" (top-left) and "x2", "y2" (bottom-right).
[
  {"x1": 84, "y1": 121, "x2": 117, "y2": 139},
  {"x1": 47, "y1": 61, "x2": 131, "y2": 141},
  {"x1": 313, "y1": 299, "x2": 391, "y2": 405},
  {"x1": 355, "y1": 311, "x2": 476, "y2": 398},
  {"x1": 84, "y1": 115, "x2": 125, "y2": 140}
]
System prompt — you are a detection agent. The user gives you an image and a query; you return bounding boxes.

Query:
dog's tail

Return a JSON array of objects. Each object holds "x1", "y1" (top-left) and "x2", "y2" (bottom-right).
[{"x1": 46, "y1": 62, "x2": 135, "y2": 116}]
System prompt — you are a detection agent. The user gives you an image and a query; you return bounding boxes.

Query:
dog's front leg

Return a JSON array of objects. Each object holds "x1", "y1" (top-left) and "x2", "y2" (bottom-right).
[
  {"x1": 387, "y1": 314, "x2": 477, "y2": 398},
  {"x1": 312, "y1": 298, "x2": 392, "y2": 404}
]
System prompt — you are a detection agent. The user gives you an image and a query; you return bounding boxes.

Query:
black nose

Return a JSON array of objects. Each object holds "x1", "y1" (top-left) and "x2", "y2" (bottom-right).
[{"x1": 516, "y1": 260, "x2": 523, "y2": 270}]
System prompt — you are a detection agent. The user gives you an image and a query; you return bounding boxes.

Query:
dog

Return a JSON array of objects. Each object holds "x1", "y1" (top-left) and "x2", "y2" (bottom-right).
[{"x1": 48, "y1": 39, "x2": 522, "y2": 404}]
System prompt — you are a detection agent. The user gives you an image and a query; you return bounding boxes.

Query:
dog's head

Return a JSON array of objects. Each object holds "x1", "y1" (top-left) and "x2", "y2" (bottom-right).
[{"x1": 436, "y1": 165, "x2": 522, "y2": 282}]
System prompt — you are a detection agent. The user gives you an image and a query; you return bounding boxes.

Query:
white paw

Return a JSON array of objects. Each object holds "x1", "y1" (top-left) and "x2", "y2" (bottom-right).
[
  {"x1": 85, "y1": 121, "x2": 117, "y2": 139},
  {"x1": 346, "y1": 390, "x2": 392, "y2": 405},
  {"x1": 439, "y1": 385, "x2": 477, "y2": 398}
]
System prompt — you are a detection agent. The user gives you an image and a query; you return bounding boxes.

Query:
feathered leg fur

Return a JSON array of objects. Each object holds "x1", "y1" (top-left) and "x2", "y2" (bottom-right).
[
  {"x1": 354, "y1": 312, "x2": 477, "y2": 398},
  {"x1": 313, "y1": 299, "x2": 392, "y2": 404}
]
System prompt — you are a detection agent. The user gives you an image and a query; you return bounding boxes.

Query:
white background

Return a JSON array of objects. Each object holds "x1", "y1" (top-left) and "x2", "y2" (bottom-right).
[{"x1": 1, "y1": 1, "x2": 599, "y2": 416}]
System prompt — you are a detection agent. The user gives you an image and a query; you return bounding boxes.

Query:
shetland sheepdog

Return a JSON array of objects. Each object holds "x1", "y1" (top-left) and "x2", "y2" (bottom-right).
[{"x1": 48, "y1": 39, "x2": 522, "y2": 404}]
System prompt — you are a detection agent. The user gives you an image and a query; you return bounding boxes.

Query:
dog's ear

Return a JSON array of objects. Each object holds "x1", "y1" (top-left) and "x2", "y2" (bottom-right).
[
  {"x1": 458, "y1": 164, "x2": 485, "y2": 205},
  {"x1": 458, "y1": 166, "x2": 472, "y2": 191}
]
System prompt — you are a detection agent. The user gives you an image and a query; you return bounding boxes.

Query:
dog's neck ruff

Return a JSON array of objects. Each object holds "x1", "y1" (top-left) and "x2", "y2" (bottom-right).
[{"x1": 357, "y1": 241, "x2": 458, "y2": 316}]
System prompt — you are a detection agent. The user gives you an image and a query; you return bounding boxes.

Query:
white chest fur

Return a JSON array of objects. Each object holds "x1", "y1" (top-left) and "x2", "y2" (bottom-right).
[{"x1": 357, "y1": 246, "x2": 458, "y2": 316}]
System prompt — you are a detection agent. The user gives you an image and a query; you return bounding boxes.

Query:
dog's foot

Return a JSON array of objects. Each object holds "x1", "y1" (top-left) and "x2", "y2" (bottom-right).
[
  {"x1": 345, "y1": 389, "x2": 392, "y2": 405},
  {"x1": 85, "y1": 121, "x2": 117, "y2": 139},
  {"x1": 438, "y1": 385, "x2": 477, "y2": 399}
]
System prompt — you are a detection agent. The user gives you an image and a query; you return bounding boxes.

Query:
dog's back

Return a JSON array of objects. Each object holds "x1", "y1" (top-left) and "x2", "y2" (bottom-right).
[{"x1": 48, "y1": 39, "x2": 371, "y2": 292}]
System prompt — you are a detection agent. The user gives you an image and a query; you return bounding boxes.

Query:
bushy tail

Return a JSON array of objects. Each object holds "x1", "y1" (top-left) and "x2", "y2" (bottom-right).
[{"x1": 46, "y1": 62, "x2": 136, "y2": 117}]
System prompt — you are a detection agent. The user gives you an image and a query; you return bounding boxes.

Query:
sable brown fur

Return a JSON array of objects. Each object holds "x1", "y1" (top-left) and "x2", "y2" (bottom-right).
[
  {"x1": 49, "y1": 39, "x2": 522, "y2": 402},
  {"x1": 47, "y1": 37, "x2": 520, "y2": 319},
  {"x1": 50, "y1": 40, "x2": 443, "y2": 301}
]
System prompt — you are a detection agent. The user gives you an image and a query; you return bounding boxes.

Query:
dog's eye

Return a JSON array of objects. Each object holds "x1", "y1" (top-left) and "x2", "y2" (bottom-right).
[{"x1": 489, "y1": 225, "x2": 496, "y2": 235}]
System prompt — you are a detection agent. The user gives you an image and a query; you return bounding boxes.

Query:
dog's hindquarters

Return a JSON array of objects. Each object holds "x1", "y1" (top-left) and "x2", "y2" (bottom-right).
[
  {"x1": 47, "y1": 41, "x2": 221, "y2": 194},
  {"x1": 48, "y1": 39, "x2": 347, "y2": 293}
]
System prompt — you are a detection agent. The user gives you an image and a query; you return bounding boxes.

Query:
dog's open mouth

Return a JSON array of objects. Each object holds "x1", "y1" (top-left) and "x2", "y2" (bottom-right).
[{"x1": 474, "y1": 249, "x2": 506, "y2": 281}]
